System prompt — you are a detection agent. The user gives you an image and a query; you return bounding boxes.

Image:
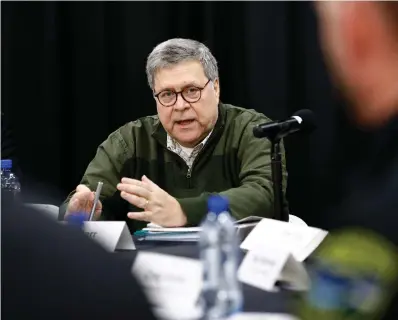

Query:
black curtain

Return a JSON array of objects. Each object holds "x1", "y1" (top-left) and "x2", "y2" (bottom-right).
[{"x1": 1, "y1": 1, "x2": 375, "y2": 228}]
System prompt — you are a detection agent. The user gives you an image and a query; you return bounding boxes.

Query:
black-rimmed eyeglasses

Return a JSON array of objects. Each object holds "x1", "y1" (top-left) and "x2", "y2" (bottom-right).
[{"x1": 154, "y1": 79, "x2": 211, "y2": 107}]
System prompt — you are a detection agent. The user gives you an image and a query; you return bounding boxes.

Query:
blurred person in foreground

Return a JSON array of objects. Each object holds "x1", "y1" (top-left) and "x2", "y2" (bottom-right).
[
  {"x1": 2, "y1": 193, "x2": 157, "y2": 320},
  {"x1": 59, "y1": 38, "x2": 288, "y2": 230},
  {"x1": 298, "y1": 2, "x2": 398, "y2": 319}
]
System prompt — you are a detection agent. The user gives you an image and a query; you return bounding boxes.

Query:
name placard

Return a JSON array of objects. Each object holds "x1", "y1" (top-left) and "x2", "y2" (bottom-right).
[
  {"x1": 238, "y1": 245, "x2": 309, "y2": 292},
  {"x1": 83, "y1": 221, "x2": 136, "y2": 252},
  {"x1": 240, "y1": 218, "x2": 328, "y2": 262},
  {"x1": 132, "y1": 252, "x2": 203, "y2": 319}
]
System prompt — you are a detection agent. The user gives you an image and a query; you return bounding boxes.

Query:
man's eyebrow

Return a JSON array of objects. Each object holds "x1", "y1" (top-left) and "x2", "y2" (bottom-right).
[{"x1": 157, "y1": 81, "x2": 201, "y2": 92}]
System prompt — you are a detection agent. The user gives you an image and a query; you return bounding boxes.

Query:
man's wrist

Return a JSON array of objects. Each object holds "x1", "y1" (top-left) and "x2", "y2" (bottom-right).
[{"x1": 173, "y1": 198, "x2": 187, "y2": 226}]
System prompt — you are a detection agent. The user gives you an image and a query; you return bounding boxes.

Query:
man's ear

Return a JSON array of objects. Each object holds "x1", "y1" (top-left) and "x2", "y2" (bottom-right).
[
  {"x1": 341, "y1": 3, "x2": 371, "y2": 74},
  {"x1": 213, "y1": 78, "x2": 220, "y2": 100}
]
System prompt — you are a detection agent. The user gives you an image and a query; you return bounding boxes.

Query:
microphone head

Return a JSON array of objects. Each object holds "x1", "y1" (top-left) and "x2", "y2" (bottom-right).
[
  {"x1": 293, "y1": 109, "x2": 317, "y2": 133},
  {"x1": 252, "y1": 125, "x2": 263, "y2": 138}
]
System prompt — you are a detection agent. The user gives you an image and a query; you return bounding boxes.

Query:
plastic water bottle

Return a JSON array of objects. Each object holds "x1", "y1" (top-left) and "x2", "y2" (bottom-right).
[
  {"x1": 199, "y1": 195, "x2": 243, "y2": 319},
  {"x1": 1, "y1": 159, "x2": 21, "y2": 200},
  {"x1": 217, "y1": 199, "x2": 243, "y2": 317},
  {"x1": 199, "y1": 196, "x2": 223, "y2": 320}
]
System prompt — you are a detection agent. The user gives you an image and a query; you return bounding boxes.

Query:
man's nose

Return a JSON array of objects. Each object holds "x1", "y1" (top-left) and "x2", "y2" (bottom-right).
[{"x1": 174, "y1": 93, "x2": 190, "y2": 110}]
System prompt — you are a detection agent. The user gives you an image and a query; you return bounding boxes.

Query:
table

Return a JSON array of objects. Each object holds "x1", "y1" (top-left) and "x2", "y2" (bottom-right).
[{"x1": 117, "y1": 239, "x2": 300, "y2": 314}]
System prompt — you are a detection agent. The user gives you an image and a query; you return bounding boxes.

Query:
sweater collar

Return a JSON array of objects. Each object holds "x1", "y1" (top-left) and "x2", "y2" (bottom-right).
[{"x1": 152, "y1": 102, "x2": 226, "y2": 148}]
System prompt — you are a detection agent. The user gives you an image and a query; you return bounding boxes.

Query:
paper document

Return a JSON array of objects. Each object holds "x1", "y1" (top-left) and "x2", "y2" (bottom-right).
[
  {"x1": 143, "y1": 225, "x2": 201, "y2": 232},
  {"x1": 137, "y1": 216, "x2": 263, "y2": 242},
  {"x1": 135, "y1": 231, "x2": 200, "y2": 242},
  {"x1": 144, "y1": 216, "x2": 263, "y2": 232}
]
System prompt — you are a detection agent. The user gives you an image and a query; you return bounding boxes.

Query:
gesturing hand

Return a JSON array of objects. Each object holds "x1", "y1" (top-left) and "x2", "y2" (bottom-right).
[
  {"x1": 117, "y1": 175, "x2": 187, "y2": 227},
  {"x1": 65, "y1": 184, "x2": 102, "y2": 220}
]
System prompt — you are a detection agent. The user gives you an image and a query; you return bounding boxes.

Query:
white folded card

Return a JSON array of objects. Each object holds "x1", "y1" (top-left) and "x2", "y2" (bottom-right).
[
  {"x1": 83, "y1": 221, "x2": 136, "y2": 252},
  {"x1": 240, "y1": 218, "x2": 328, "y2": 262},
  {"x1": 132, "y1": 252, "x2": 203, "y2": 319},
  {"x1": 238, "y1": 245, "x2": 309, "y2": 292}
]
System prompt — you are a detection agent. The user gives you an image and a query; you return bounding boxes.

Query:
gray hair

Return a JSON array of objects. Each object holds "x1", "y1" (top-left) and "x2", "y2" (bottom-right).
[{"x1": 146, "y1": 38, "x2": 219, "y2": 91}]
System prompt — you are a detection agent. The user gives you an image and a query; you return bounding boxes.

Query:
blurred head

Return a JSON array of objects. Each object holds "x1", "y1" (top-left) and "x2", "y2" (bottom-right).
[
  {"x1": 315, "y1": 2, "x2": 398, "y2": 127},
  {"x1": 146, "y1": 39, "x2": 220, "y2": 147}
]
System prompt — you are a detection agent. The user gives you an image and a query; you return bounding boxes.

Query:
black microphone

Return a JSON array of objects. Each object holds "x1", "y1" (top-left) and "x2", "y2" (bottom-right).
[{"x1": 253, "y1": 109, "x2": 316, "y2": 139}]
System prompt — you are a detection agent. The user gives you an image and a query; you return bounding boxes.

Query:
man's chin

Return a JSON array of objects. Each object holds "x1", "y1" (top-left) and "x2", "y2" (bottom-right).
[
  {"x1": 335, "y1": 82, "x2": 398, "y2": 128},
  {"x1": 350, "y1": 106, "x2": 397, "y2": 129}
]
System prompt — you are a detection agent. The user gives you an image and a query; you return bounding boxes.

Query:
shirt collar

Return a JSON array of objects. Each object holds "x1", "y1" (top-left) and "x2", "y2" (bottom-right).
[{"x1": 167, "y1": 129, "x2": 213, "y2": 151}]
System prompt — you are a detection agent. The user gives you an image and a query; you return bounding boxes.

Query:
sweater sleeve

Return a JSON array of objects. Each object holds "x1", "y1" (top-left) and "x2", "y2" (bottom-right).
[
  {"x1": 176, "y1": 113, "x2": 288, "y2": 226},
  {"x1": 59, "y1": 125, "x2": 134, "y2": 220}
]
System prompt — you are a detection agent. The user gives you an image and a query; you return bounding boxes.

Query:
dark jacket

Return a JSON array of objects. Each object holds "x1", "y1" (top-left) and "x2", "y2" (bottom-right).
[{"x1": 2, "y1": 194, "x2": 157, "y2": 320}]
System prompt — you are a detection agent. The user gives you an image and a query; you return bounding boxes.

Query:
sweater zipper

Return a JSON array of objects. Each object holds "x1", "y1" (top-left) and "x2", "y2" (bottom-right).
[
  {"x1": 185, "y1": 145, "x2": 205, "y2": 189},
  {"x1": 186, "y1": 167, "x2": 192, "y2": 179},
  {"x1": 185, "y1": 125, "x2": 223, "y2": 186},
  {"x1": 186, "y1": 159, "x2": 197, "y2": 188},
  {"x1": 186, "y1": 166, "x2": 192, "y2": 187},
  {"x1": 186, "y1": 137, "x2": 208, "y2": 180},
  {"x1": 186, "y1": 150, "x2": 201, "y2": 180}
]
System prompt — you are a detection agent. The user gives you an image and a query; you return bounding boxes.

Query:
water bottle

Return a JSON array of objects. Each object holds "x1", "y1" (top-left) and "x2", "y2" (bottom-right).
[
  {"x1": 199, "y1": 195, "x2": 243, "y2": 319},
  {"x1": 217, "y1": 197, "x2": 243, "y2": 317},
  {"x1": 199, "y1": 196, "x2": 223, "y2": 320},
  {"x1": 1, "y1": 159, "x2": 21, "y2": 200}
]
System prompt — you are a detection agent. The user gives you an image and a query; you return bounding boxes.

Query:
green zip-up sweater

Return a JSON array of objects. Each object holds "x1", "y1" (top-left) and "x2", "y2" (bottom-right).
[{"x1": 60, "y1": 103, "x2": 288, "y2": 231}]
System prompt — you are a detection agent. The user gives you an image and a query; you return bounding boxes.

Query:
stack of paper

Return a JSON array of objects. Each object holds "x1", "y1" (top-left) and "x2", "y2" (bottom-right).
[
  {"x1": 134, "y1": 216, "x2": 263, "y2": 242},
  {"x1": 135, "y1": 229, "x2": 200, "y2": 242}
]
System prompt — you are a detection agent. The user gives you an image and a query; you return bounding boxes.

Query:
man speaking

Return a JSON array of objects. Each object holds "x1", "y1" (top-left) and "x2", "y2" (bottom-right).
[{"x1": 59, "y1": 38, "x2": 288, "y2": 230}]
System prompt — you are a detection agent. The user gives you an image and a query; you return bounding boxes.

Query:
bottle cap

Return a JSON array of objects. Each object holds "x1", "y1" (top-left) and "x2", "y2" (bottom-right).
[
  {"x1": 1, "y1": 159, "x2": 12, "y2": 169},
  {"x1": 65, "y1": 212, "x2": 88, "y2": 227},
  {"x1": 207, "y1": 195, "x2": 229, "y2": 215}
]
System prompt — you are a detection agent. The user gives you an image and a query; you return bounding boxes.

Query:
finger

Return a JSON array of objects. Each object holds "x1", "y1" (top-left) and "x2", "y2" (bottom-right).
[
  {"x1": 93, "y1": 199, "x2": 103, "y2": 217},
  {"x1": 142, "y1": 175, "x2": 158, "y2": 188},
  {"x1": 68, "y1": 190, "x2": 97, "y2": 215},
  {"x1": 73, "y1": 192, "x2": 95, "y2": 207},
  {"x1": 121, "y1": 177, "x2": 153, "y2": 191},
  {"x1": 68, "y1": 194, "x2": 89, "y2": 210},
  {"x1": 94, "y1": 199, "x2": 102, "y2": 211},
  {"x1": 120, "y1": 177, "x2": 143, "y2": 186},
  {"x1": 116, "y1": 183, "x2": 151, "y2": 199},
  {"x1": 76, "y1": 184, "x2": 91, "y2": 193},
  {"x1": 66, "y1": 197, "x2": 92, "y2": 218},
  {"x1": 127, "y1": 211, "x2": 152, "y2": 222},
  {"x1": 120, "y1": 191, "x2": 148, "y2": 209}
]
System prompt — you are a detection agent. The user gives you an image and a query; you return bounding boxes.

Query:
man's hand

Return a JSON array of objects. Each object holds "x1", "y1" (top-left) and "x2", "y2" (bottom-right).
[
  {"x1": 117, "y1": 175, "x2": 187, "y2": 227},
  {"x1": 65, "y1": 185, "x2": 102, "y2": 220}
]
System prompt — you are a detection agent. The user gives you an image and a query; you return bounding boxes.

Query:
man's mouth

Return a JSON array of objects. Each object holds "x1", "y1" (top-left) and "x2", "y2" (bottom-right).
[{"x1": 176, "y1": 119, "x2": 195, "y2": 126}]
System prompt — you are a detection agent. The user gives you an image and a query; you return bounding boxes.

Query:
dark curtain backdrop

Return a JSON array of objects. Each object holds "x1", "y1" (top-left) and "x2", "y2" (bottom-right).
[{"x1": 1, "y1": 1, "x2": 372, "y2": 228}]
